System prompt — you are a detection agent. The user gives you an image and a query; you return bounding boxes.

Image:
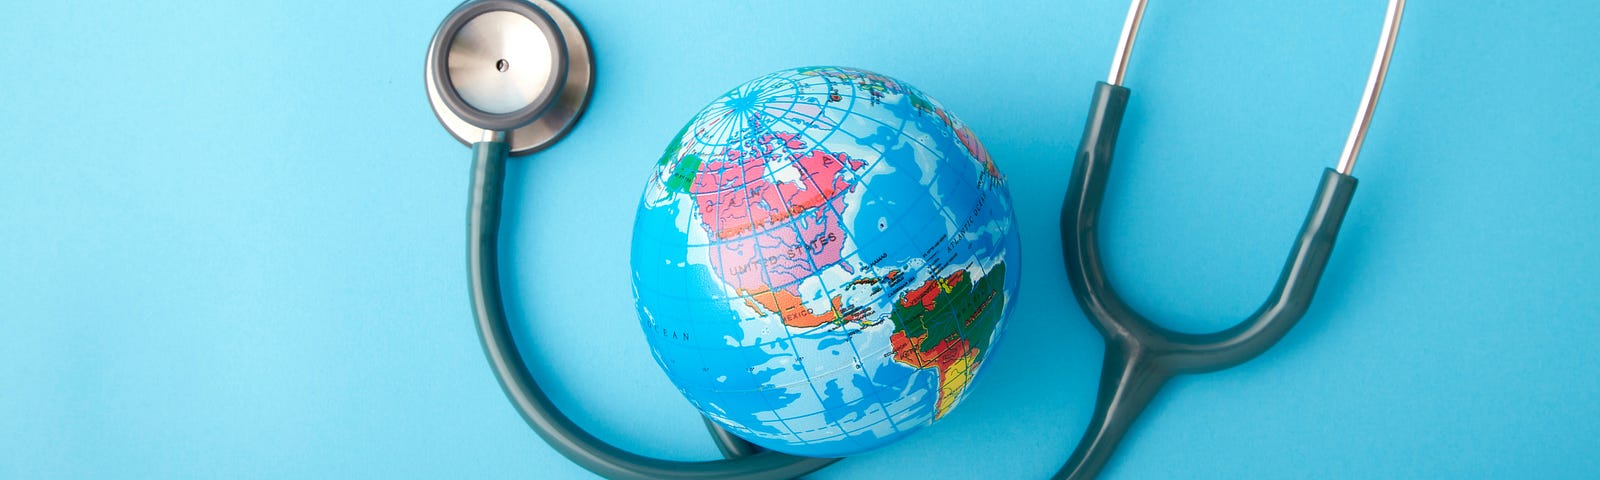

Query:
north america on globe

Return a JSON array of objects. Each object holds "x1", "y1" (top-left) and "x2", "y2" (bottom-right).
[{"x1": 631, "y1": 66, "x2": 1021, "y2": 457}]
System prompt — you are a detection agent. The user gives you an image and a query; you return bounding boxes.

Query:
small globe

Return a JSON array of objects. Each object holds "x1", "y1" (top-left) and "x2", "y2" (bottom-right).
[{"x1": 631, "y1": 66, "x2": 1020, "y2": 457}]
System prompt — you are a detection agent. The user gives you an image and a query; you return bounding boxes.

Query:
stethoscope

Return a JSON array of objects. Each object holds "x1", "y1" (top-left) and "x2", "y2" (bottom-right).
[{"x1": 423, "y1": 0, "x2": 1406, "y2": 478}]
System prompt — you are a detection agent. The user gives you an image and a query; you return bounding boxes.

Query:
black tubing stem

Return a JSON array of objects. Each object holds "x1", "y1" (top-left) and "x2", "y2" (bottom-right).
[{"x1": 1055, "y1": 83, "x2": 1357, "y2": 479}]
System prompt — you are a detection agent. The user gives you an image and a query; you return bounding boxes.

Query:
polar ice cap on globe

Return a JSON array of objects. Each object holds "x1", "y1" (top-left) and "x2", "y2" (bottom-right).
[{"x1": 630, "y1": 66, "x2": 1021, "y2": 457}]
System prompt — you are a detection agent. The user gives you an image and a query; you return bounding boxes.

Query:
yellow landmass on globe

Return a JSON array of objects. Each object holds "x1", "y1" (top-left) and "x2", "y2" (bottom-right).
[{"x1": 934, "y1": 349, "x2": 978, "y2": 420}]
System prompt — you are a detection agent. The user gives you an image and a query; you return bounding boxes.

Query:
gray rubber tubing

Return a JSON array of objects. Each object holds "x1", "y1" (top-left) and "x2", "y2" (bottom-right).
[
  {"x1": 1053, "y1": 82, "x2": 1358, "y2": 479},
  {"x1": 466, "y1": 140, "x2": 840, "y2": 479}
]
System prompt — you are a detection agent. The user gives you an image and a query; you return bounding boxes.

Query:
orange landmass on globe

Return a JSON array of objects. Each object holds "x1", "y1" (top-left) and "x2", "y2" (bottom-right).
[{"x1": 741, "y1": 287, "x2": 868, "y2": 329}]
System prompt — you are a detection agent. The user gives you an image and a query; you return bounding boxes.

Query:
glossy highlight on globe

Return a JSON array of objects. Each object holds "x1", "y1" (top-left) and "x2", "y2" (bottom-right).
[{"x1": 630, "y1": 66, "x2": 1021, "y2": 457}]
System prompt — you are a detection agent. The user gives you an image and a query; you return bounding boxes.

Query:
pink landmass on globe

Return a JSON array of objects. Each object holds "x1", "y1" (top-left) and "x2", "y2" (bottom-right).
[{"x1": 688, "y1": 132, "x2": 866, "y2": 327}]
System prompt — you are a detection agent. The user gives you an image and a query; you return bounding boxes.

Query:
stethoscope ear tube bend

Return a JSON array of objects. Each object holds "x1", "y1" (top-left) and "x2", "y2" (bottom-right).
[
  {"x1": 466, "y1": 138, "x2": 840, "y2": 479},
  {"x1": 1053, "y1": 82, "x2": 1357, "y2": 479}
]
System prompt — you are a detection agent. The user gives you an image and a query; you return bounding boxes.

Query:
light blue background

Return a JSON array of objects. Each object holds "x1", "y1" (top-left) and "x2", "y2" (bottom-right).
[{"x1": 3, "y1": 0, "x2": 1597, "y2": 478}]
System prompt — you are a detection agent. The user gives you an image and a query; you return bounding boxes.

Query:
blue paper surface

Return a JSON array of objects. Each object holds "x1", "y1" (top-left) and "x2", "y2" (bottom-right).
[{"x1": 2, "y1": 1, "x2": 1597, "y2": 478}]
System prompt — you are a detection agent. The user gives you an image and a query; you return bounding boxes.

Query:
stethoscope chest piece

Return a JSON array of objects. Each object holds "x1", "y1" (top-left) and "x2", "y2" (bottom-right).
[{"x1": 427, "y1": 0, "x2": 594, "y2": 155}]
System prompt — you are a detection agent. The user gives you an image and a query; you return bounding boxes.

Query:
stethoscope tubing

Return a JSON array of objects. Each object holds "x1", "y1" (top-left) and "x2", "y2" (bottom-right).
[
  {"x1": 1052, "y1": 82, "x2": 1357, "y2": 479},
  {"x1": 466, "y1": 137, "x2": 840, "y2": 479}
]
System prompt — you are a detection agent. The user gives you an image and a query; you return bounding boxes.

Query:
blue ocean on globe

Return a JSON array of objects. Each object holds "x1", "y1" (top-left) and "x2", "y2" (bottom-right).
[{"x1": 630, "y1": 66, "x2": 1021, "y2": 457}]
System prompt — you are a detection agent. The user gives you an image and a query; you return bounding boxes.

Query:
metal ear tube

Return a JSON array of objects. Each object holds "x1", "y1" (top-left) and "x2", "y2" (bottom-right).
[{"x1": 1054, "y1": 1, "x2": 1404, "y2": 478}]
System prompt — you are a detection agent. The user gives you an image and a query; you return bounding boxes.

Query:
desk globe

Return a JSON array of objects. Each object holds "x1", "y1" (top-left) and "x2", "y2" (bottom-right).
[{"x1": 631, "y1": 66, "x2": 1020, "y2": 457}]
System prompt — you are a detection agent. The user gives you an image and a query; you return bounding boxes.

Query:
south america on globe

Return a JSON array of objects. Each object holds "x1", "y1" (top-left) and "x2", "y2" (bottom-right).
[{"x1": 631, "y1": 66, "x2": 1020, "y2": 457}]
